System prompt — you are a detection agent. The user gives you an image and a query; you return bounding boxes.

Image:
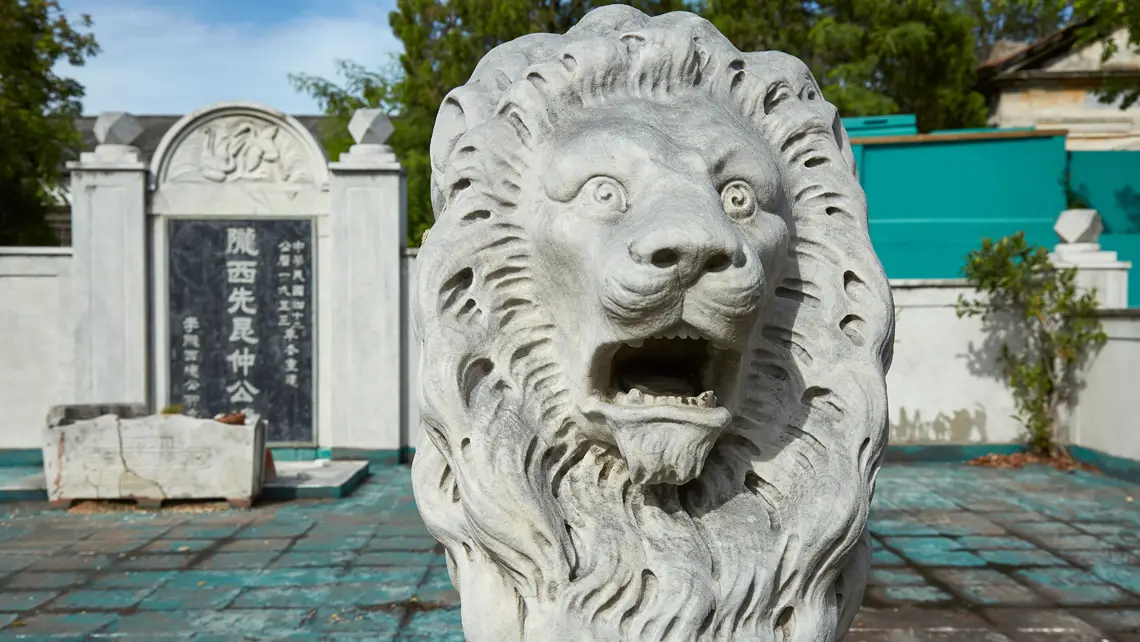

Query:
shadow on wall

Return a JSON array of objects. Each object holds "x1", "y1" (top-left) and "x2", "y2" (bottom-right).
[
  {"x1": 1118, "y1": 186, "x2": 1140, "y2": 233},
  {"x1": 959, "y1": 311, "x2": 1018, "y2": 382},
  {"x1": 890, "y1": 405, "x2": 988, "y2": 443}
]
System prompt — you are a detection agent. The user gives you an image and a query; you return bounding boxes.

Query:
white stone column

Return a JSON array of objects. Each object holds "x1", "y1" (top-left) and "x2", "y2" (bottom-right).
[
  {"x1": 1050, "y1": 208, "x2": 1131, "y2": 308},
  {"x1": 67, "y1": 112, "x2": 150, "y2": 404},
  {"x1": 328, "y1": 109, "x2": 406, "y2": 455}
]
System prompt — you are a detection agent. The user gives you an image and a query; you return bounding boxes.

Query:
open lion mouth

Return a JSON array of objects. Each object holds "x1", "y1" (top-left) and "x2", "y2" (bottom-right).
[{"x1": 593, "y1": 326, "x2": 741, "y2": 411}]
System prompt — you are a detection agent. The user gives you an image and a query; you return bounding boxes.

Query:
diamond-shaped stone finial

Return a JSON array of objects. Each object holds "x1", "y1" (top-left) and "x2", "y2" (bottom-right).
[
  {"x1": 1054, "y1": 208, "x2": 1102, "y2": 244},
  {"x1": 93, "y1": 112, "x2": 143, "y2": 146},
  {"x1": 348, "y1": 109, "x2": 393, "y2": 145}
]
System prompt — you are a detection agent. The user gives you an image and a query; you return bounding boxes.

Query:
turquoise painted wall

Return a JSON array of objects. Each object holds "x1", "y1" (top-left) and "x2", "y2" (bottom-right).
[
  {"x1": 1069, "y1": 151, "x2": 1140, "y2": 306},
  {"x1": 852, "y1": 134, "x2": 1068, "y2": 280}
]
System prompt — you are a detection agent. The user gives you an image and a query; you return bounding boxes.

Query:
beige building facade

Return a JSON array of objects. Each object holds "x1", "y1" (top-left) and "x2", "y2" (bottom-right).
[{"x1": 983, "y1": 25, "x2": 1140, "y2": 150}]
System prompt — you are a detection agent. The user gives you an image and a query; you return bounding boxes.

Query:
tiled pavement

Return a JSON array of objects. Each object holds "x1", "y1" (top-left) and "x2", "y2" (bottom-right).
[{"x1": 0, "y1": 463, "x2": 1137, "y2": 640}]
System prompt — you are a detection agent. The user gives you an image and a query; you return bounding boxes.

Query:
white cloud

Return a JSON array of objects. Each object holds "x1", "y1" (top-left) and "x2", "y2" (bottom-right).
[{"x1": 60, "y1": 0, "x2": 401, "y2": 115}]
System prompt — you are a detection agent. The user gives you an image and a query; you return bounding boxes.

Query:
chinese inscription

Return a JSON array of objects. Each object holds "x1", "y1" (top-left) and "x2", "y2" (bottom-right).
[{"x1": 168, "y1": 219, "x2": 315, "y2": 443}]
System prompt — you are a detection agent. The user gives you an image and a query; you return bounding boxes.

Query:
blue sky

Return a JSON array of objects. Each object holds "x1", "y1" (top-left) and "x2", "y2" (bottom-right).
[{"x1": 60, "y1": 0, "x2": 402, "y2": 115}]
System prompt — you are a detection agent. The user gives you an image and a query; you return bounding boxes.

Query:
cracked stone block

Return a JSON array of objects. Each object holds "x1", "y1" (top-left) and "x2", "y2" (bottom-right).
[
  {"x1": 42, "y1": 413, "x2": 267, "y2": 507},
  {"x1": 48, "y1": 403, "x2": 149, "y2": 428},
  {"x1": 93, "y1": 112, "x2": 144, "y2": 146},
  {"x1": 1054, "y1": 208, "x2": 1103, "y2": 244},
  {"x1": 348, "y1": 108, "x2": 393, "y2": 145}
]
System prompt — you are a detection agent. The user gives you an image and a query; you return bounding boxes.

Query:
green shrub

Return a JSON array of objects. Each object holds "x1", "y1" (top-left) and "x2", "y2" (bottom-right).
[{"x1": 955, "y1": 232, "x2": 1106, "y2": 457}]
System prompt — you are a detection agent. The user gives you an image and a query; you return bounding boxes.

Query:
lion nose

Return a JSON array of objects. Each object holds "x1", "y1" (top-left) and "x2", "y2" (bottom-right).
[{"x1": 630, "y1": 223, "x2": 743, "y2": 283}]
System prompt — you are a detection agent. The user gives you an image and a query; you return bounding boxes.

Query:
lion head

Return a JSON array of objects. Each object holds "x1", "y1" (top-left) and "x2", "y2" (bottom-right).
[{"x1": 411, "y1": 6, "x2": 894, "y2": 642}]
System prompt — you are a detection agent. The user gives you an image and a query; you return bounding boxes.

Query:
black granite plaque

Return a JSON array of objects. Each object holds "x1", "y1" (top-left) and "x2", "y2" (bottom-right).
[{"x1": 167, "y1": 218, "x2": 315, "y2": 444}]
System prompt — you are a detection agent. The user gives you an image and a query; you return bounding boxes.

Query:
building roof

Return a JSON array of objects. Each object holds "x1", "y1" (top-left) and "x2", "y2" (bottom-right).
[
  {"x1": 978, "y1": 18, "x2": 1140, "y2": 87},
  {"x1": 75, "y1": 114, "x2": 329, "y2": 165}
]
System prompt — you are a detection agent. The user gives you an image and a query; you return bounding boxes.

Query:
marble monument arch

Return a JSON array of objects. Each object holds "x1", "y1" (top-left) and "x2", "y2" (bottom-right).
[{"x1": 411, "y1": 5, "x2": 895, "y2": 641}]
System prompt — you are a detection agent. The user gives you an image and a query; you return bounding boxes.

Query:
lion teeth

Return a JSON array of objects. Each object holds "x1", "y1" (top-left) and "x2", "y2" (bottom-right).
[
  {"x1": 614, "y1": 389, "x2": 718, "y2": 408},
  {"x1": 626, "y1": 339, "x2": 645, "y2": 348}
]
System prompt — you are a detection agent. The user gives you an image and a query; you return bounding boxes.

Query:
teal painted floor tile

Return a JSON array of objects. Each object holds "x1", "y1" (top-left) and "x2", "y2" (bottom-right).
[
  {"x1": 88, "y1": 570, "x2": 175, "y2": 589},
  {"x1": 49, "y1": 587, "x2": 155, "y2": 610},
  {"x1": 136, "y1": 586, "x2": 242, "y2": 611},
  {"x1": 2, "y1": 571, "x2": 88, "y2": 590},
  {"x1": 339, "y1": 566, "x2": 426, "y2": 586},
  {"x1": 898, "y1": 550, "x2": 987, "y2": 567},
  {"x1": 958, "y1": 536, "x2": 1037, "y2": 550},
  {"x1": 235, "y1": 523, "x2": 314, "y2": 539},
  {"x1": 0, "y1": 612, "x2": 116, "y2": 637},
  {"x1": 269, "y1": 550, "x2": 357, "y2": 568},
  {"x1": 868, "y1": 519, "x2": 940, "y2": 536},
  {"x1": 355, "y1": 551, "x2": 437, "y2": 567},
  {"x1": 977, "y1": 549, "x2": 1070, "y2": 567},
  {"x1": 325, "y1": 582, "x2": 418, "y2": 608},
  {"x1": 1091, "y1": 564, "x2": 1140, "y2": 594},
  {"x1": 367, "y1": 536, "x2": 440, "y2": 552},
  {"x1": 311, "y1": 608, "x2": 403, "y2": 636},
  {"x1": 28, "y1": 554, "x2": 114, "y2": 572},
  {"x1": 868, "y1": 568, "x2": 927, "y2": 586},
  {"x1": 114, "y1": 554, "x2": 195, "y2": 571},
  {"x1": 0, "y1": 556, "x2": 34, "y2": 574},
  {"x1": 164, "y1": 570, "x2": 256, "y2": 590},
  {"x1": 162, "y1": 525, "x2": 244, "y2": 539},
  {"x1": 0, "y1": 590, "x2": 58, "y2": 611},
  {"x1": 230, "y1": 586, "x2": 334, "y2": 608},
  {"x1": 881, "y1": 537, "x2": 961, "y2": 552},
  {"x1": 143, "y1": 539, "x2": 215, "y2": 554},
  {"x1": 1063, "y1": 550, "x2": 1140, "y2": 567},
  {"x1": 871, "y1": 549, "x2": 906, "y2": 566},
  {"x1": 194, "y1": 552, "x2": 280, "y2": 570},
  {"x1": 248, "y1": 567, "x2": 342, "y2": 587},
  {"x1": 878, "y1": 585, "x2": 953, "y2": 603},
  {"x1": 397, "y1": 607, "x2": 465, "y2": 641},
  {"x1": 290, "y1": 536, "x2": 368, "y2": 552}
]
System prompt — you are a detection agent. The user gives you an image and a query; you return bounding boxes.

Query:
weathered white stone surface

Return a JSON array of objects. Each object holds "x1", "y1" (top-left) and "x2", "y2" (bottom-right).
[
  {"x1": 1055, "y1": 208, "x2": 1103, "y2": 244},
  {"x1": 43, "y1": 407, "x2": 267, "y2": 505},
  {"x1": 1051, "y1": 210, "x2": 1131, "y2": 308},
  {"x1": 410, "y1": 5, "x2": 894, "y2": 641}
]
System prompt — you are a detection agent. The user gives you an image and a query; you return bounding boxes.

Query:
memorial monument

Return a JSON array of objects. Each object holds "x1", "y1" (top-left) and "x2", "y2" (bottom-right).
[{"x1": 411, "y1": 5, "x2": 895, "y2": 641}]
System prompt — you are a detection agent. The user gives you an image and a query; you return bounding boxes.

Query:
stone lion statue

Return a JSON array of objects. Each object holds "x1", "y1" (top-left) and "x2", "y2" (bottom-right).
[{"x1": 411, "y1": 5, "x2": 894, "y2": 641}]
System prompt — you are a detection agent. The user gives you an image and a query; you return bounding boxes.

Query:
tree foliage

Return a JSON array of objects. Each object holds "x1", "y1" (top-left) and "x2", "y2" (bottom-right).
[
  {"x1": 292, "y1": 0, "x2": 1138, "y2": 246},
  {"x1": 1072, "y1": 0, "x2": 1140, "y2": 109},
  {"x1": 0, "y1": 0, "x2": 99, "y2": 245},
  {"x1": 956, "y1": 232, "x2": 1106, "y2": 457}
]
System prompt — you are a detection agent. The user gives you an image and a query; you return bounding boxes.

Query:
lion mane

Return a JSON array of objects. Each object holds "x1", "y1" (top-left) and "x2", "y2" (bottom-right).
[{"x1": 410, "y1": 6, "x2": 894, "y2": 641}]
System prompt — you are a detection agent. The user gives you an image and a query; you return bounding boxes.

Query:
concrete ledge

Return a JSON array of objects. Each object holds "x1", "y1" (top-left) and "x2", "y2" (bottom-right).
[
  {"x1": 0, "y1": 460, "x2": 371, "y2": 503},
  {"x1": 262, "y1": 460, "x2": 370, "y2": 500},
  {"x1": 1070, "y1": 445, "x2": 1140, "y2": 484},
  {"x1": 0, "y1": 450, "x2": 44, "y2": 467},
  {"x1": 0, "y1": 447, "x2": 406, "y2": 467},
  {"x1": 885, "y1": 443, "x2": 1026, "y2": 462}
]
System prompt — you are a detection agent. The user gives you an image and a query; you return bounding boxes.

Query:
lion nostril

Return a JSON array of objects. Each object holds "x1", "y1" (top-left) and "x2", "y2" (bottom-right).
[
  {"x1": 651, "y1": 249, "x2": 680, "y2": 268},
  {"x1": 705, "y1": 253, "x2": 732, "y2": 273}
]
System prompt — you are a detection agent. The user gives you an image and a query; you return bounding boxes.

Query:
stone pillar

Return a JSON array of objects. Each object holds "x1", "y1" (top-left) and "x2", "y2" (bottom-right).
[
  {"x1": 329, "y1": 109, "x2": 406, "y2": 455},
  {"x1": 1051, "y1": 208, "x2": 1131, "y2": 308},
  {"x1": 67, "y1": 112, "x2": 150, "y2": 405}
]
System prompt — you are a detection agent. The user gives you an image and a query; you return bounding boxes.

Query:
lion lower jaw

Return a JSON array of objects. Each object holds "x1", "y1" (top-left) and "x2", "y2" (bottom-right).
[{"x1": 601, "y1": 409, "x2": 732, "y2": 485}]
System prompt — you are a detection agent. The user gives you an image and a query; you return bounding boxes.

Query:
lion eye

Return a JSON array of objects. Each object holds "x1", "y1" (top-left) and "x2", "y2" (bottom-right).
[
  {"x1": 720, "y1": 180, "x2": 755, "y2": 220},
  {"x1": 585, "y1": 176, "x2": 629, "y2": 213}
]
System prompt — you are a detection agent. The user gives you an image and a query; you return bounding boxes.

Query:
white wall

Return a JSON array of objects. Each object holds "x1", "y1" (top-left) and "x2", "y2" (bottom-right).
[
  {"x1": 1, "y1": 249, "x2": 1137, "y2": 460},
  {"x1": 887, "y1": 280, "x2": 1022, "y2": 444},
  {"x1": 0, "y1": 249, "x2": 74, "y2": 449},
  {"x1": 1072, "y1": 311, "x2": 1140, "y2": 461}
]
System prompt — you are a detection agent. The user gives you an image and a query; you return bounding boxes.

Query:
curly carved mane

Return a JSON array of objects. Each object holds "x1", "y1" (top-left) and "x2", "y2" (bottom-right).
[{"x1": 411, "y1": 6, "x2": 894, "y2": 641}]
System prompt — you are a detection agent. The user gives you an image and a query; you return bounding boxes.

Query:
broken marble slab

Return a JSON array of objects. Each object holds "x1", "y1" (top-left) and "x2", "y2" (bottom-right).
[{"x1": 43, "y1": 406, "x2": 267, "y2": 509}]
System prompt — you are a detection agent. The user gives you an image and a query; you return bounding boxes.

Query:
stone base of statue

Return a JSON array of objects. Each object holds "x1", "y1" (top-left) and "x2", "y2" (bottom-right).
[{"x1": 43, "y1": 404, "x2": 267, "y2": 509}]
